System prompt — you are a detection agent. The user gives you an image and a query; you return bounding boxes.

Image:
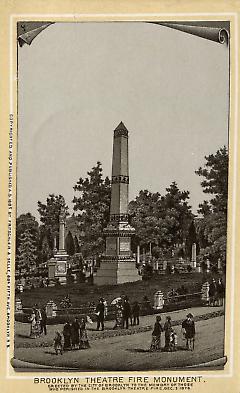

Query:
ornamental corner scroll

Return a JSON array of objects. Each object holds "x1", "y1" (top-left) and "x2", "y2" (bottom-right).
[{"x1": 17, "y1": 20, "x2": 230, "y2": 48}]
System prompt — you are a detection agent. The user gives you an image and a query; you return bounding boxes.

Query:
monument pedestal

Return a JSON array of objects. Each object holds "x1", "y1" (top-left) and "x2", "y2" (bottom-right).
[
  {"x1": 94, "y1": 259, "x2": 139, "y2": 286},
  {"x1": 53, "y1": 250, "x2": 68, "y2": 285},
  {"x1": 48, "y1": 251, "x2": 68, "y2": 285}
]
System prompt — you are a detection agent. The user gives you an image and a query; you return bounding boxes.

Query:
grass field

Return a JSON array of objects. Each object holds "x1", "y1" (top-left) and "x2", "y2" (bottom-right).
[{"x1": 17, "y1": 272, "x2": 214, "y2": 309}]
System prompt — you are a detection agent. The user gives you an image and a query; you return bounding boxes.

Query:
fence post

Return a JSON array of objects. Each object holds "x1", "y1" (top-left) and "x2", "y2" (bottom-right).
[
  {"x1": 46, "y1": 300, "x2": 57, "y2": 317},
  {"x1": 15, "y1": 298, "x2": 23, "y2": 314},
  {"x1": 153, "y1": 291, "x2": 164, "y2": 310}
]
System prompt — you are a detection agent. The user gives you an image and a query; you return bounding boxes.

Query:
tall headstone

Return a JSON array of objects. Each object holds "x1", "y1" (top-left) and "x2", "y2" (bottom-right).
[
  {"x1": 191, "y1": 243, "x2": 197, "y2": 268},
  {"x1": 136, "y1": 245, "x2": 140, "y2": 265},
  {"x1": 206, "y1": 258, "x2": 210, "y2": 273},
  {"x1": 94, "y1": 122, "x2": 140, "y2": 285},
  {"x1": 217, "y1": 258, "x2": 222, "y2": 271}
]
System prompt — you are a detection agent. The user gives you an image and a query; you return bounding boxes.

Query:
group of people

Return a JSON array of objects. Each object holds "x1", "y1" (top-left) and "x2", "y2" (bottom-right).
[
  {"x1": 29, "y1": 304, "x2": 47, "y2": 338},
  {"x1": 150, "y1": 313, "x2": 195, "y2": 352},
  {"x1": 95, "y1": 297, "x2": 141, "y2": 331},
  {"x1": 209, "y1": 278, "x2": 225, "y2": 306},
  {"x1": 54, "y1": 317, "x2": 90, "y2": 355},
  {"x1": 114, "y1": 297, "x2": 140, "y2": 329},
  {"x1": 28, "y1": 294, "x2": 199, "y2": 355}
]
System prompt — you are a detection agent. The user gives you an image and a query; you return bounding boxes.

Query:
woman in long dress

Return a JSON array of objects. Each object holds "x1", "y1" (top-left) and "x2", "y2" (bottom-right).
[
  {"x1": 79, "y1": 317, "x2": 90, "y2": 349},
  {"x1": 29, "y1": 310, "x2": 39, "y2": 338},
  {"x1": 150, "y1": 315, "x2": 163, "y2": 351},
  {"x1": 113, "y1": 300, "x2": 124, "y2": 329}
]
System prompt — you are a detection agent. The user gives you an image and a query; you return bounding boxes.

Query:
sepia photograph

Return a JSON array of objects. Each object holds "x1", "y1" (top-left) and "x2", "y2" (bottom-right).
[{"x1": 13, "y1": 20, "x2": 229, "y2": 372}]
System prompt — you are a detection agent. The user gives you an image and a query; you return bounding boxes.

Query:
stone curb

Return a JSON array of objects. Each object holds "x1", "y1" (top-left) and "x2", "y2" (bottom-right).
[
  {"x1": 12, "y1": 355, "x2": 227, "y2": 372},
  {"x1": 15, "y1": 310, "x2": 224, "y2": 349}
]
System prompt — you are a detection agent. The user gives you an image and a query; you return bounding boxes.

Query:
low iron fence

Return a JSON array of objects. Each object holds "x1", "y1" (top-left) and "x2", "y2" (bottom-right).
[{"x1": 16, "y1": 290, "x2": 204, "y2": 324}]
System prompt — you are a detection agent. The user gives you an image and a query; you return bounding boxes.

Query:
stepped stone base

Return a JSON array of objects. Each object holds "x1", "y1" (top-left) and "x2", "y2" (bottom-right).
[{"x1": 94, "y1": 260, "x2": 140, "y2": 286}]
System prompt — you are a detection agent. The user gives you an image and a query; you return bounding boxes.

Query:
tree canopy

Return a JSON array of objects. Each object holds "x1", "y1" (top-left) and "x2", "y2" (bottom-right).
[
  {"x1": 129, "y1": 182, "x2": 193, "y2": 256},
  {"x1": 73, "y1": 161, "x2": 111, "y2": 257},
  {"x1": 195, "y1": 146, "x2": 228, "y2": 265}
]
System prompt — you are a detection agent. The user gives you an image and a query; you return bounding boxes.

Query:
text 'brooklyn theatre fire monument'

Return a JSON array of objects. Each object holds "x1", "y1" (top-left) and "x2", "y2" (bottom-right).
[{"x1": 94, "y1": 122, "x2": 140, "y2": 286}]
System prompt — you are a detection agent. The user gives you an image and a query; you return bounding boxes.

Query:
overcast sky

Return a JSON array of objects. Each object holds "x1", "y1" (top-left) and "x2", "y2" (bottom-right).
[{"x1": 17, "y1": 22, "x2": 229, "y2": 219}]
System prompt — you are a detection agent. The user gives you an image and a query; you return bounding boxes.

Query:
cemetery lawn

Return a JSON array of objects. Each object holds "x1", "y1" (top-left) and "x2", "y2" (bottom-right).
[{"x1": 18, "y1": 273, "x2": 213, "y2": 308}]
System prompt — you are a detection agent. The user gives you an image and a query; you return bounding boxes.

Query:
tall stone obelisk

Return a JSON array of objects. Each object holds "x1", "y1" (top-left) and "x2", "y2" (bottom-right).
[{"x1": 94, "y1": 122, "x2": 140, "y2": 286}]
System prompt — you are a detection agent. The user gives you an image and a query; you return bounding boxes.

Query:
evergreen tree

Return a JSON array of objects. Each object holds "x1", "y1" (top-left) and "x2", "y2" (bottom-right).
[
  {"x1": 40, "y1": 235, "x2": 52, "y2": 263},
  {"x1": 16, "y1": 213, "x2": 40, "y2": 268},
  {"x1": 195, "y1": 146, "x2": 228, "y2": 214},
  {"x1": 65, "y1": 231, "x2": 75, "y2": 255},
  {"x1": 73, "y1": 161, "x2": 111, "y2": 257},
  {"x1": 74, "y1": 235, "x2": 80, "y2": 253},
  {"x1": 17, "y1": 229, "x2": 38, "y2": 273},
  {"x1": 195, "y1": 146, "x2": 228, "y2": 264}
]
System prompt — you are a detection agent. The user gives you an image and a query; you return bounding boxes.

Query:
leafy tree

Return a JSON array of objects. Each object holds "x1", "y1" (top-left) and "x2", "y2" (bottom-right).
[
  {"x1": 37, "y1": 194, "x2": 69, "y2": 250},
  {"x1": 73, "y1": 162, "x2": 111, "y2": 257},
  {"x1": 197, "y1": 200, "x2": 212, "y2": 217},
  {"x1": 129, "y1": 182, "x2": 193, "y2": 255},
  {"x1": 161, "y1": 182, "x2": 193, "y2": 246},
  {"x1": 129, "y1": 190, "x2": 162, "y2": 251}
]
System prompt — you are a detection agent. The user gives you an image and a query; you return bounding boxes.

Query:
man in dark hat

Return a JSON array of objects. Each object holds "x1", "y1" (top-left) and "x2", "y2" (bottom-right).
[
  {"x1": 40, "y1": 305, "x2": 47, "y2": 335},
  {"x1": 209, "y1": 279, "x2": 217, "y2": 306},
  {"x1": 96, "y1": 298, "x2": 105, "y2": 331},
  {"x1": 123, "y1": 296, "x2": 131, "y2": 329},
  {"x1": 182, "y1": 313, "x2": 195, "y2": 350}
]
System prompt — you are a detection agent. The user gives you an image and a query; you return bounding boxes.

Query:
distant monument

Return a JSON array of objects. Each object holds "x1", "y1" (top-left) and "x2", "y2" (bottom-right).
[
  {"x1": 48, "y1": 202, "x2": 68, "y2": 285},
  {"x1": 94, "y1": 122, "x2": 140, "y2": 285}
]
